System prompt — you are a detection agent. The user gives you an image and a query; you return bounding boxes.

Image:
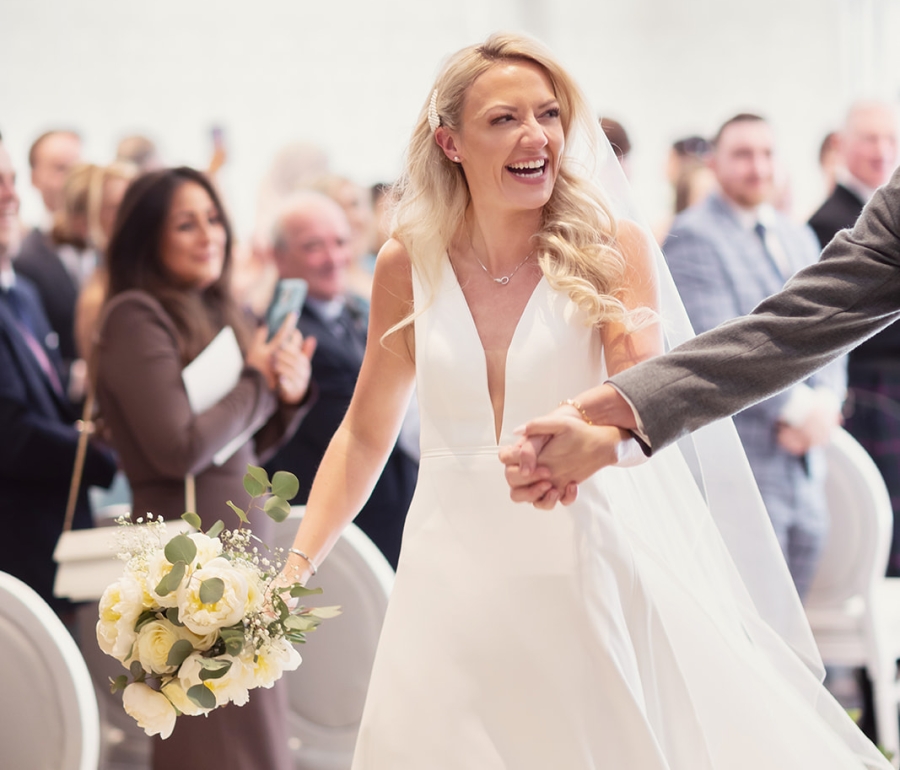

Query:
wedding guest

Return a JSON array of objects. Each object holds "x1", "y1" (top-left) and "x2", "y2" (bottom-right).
[
  {"x1": 28, "y1": 129, "x2": 82, "y2": 224},
  {"x1": 94, "y1": 166, "x2": 316, "y2": 770},
  {"x1": 71, "y1": 161, "x2": 137, "y2": 362},
  {"x1": 818, "y1": 130, "x2": 841, "y2": 197},
  {"x1": 600, "y1": 116, "x2": 631, "y2": 177},
  {"x1": 116, "y1": 134, "x2": 163, "y2": 173},
  {"x1": 808, "y1": 100, "x2": 900, "y2": 573},
  {"x1": 17, "y1": 163, "x2": 100, "y2": 397},
  {"x1": 662, "y1": 113, "x2": 844, "y2": 597},
  {"x1": 265, "y1": 191, "x2": 418, "y2": 567},
  {"x1": 0, "y1": 134, "x2": 116, "y2": 623}
]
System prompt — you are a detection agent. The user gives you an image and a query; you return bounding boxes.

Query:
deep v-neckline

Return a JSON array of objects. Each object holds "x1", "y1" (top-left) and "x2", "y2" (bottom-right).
[{"x1": 445, "y1": 258, "x2": 546, "y2": 444}]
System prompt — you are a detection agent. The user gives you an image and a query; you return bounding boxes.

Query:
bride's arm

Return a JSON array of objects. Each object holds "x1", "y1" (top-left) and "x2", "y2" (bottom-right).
[
  {"x1": 283, "y1": 239, "x2": 416, "y2": 582},
  {"x1": 500, "y1": 222, "x2": 663, "y2": 503}
]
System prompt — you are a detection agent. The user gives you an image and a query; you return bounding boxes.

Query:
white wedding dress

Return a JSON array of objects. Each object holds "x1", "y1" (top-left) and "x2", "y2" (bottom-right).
[{"x1": 351, "y1": 258, "x2": 888, "y2": 769}]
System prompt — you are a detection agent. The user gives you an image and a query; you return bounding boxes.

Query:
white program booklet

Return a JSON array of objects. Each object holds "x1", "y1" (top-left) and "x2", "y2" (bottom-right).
[{"x1": 181, "y1": 326, "x2": 253, "y2": 465}]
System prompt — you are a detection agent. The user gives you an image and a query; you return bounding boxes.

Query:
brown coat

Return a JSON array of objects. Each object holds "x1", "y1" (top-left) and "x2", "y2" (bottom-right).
[{"x1": 95, "y1": 289, "x2": 310, "y2": 770}]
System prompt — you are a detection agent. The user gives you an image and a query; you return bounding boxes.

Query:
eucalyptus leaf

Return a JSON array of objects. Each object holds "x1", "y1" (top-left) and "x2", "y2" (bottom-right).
[
  {"x1": 226, "y1": 500, "x2": 249, "y2": 524},
  {"x1": 165, "y1": 607, "x2": 183, "y2": 626},
  {"x1": 187, "y1": 683, "x2": 217, "y2": 710},
  {"x1": 243, "y1": 473, "x2": 266, "y2": 498},
  {"x1": 283, "y1": 615, "x2": 318, "y2": 632},
  {"x1": 199, "y1": 577, "x2": 225, "y2": 605},
  {"x1": 271, "y1": 470, "x2": 300, "y2": 501},
  {"x1": 271, "y1": 593, "x2": 290, "y2": 621},
  {"x1": 198, "y1": 659, "x2": 232, "y2": 681},
  {"x1": 246, "y1": 464, "x2": 270, "y2": 487},
  {"x1": 156, "y1": 560, "x2": 186, "y2": 596},
  {"x1": 109, "y1": 675, "x2": 128, "y2": 694},
  {"x1": 129, "y1": 660, "x2": 145, "y2": 681},
  {"x1": 306, "y1": 605, "x2": 342, "y2": 619},
  {"x1": 263, "y1": 496, "x2": 291, "y2": 523},
  {"x1": 289, "y1": 585, "x2": 324, "y2": 598},
  {"x1": 166, "y1": 638, "x2": 195, "y2": 668},
  {"x1": 181, "y1": 511, "x2": 202, "y2": 530},
  {"x1": 220, "y1": 627, "x2": 245, "y2": 656},
  {"x1": 206, "y1": 519, "x2": 225, "y2": 539},
  {"x1": 133, "y1": 609, "x2": 157, "y2": 632},
  {"x1": 165, "y1": 534, "x2": 197, "y2": 565}
]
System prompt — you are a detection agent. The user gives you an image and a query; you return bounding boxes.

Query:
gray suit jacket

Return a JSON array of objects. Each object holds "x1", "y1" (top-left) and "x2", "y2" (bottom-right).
[
  {"x1": 663, "y1": 194, "x2": 838, "y2": 524},
  {"x1": 612, "y1": 166, "x2": 900, "y2": 453}
]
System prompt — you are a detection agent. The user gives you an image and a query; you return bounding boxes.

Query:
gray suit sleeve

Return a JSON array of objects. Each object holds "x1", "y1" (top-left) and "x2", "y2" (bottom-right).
[{"x1": 611, "y1": 167, "x2": 900, "y2": 452}]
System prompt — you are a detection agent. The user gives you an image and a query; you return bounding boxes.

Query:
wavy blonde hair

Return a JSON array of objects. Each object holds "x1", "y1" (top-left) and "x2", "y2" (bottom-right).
[{"x1": 391, "y1": 32, "x2": 640, "y2": 330}]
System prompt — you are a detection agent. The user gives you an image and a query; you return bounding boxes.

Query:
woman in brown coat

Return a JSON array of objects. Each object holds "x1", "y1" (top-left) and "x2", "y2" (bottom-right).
[{"x1": 95, "y1": 166, "x2": 315, "y2": 770}]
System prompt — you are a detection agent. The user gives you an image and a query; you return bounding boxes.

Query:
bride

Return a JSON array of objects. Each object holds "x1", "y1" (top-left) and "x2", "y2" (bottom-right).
[{"x1": 282, "y1": 33, "x2": 889, "y2": 768}]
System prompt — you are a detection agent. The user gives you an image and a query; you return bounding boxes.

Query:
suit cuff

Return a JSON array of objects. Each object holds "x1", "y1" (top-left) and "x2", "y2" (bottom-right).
[{"x1": 606, "y1": 382, "x2": 653, "y2": 456}]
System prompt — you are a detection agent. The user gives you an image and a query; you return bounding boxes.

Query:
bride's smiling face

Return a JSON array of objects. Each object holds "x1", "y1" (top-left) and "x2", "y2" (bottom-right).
[{"x1": 439, "y1": 60, "x2": 564, "y2": 214}]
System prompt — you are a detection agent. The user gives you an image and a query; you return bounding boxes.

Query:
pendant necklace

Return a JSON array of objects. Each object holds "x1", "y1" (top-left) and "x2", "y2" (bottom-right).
[{"x1": 472, "y1": 250, "x2": 533, "y2": 286}]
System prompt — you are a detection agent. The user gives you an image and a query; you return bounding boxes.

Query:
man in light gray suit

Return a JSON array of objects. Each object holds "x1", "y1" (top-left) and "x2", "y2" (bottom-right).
[
  {"x1": 663, "y1": 113, "x2": 844, "y2": 597},
  {"x1": 499, "y1": 164, "x2": 900, "y2": 508}
]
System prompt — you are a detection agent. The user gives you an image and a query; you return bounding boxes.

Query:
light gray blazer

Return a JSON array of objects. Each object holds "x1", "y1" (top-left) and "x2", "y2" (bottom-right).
[
  {"x1": 612, "y1": 167, "x2": 900, "y2": 453},
  {"x1": 663, "y1": 193, "x2": 841, "y2": 525}
]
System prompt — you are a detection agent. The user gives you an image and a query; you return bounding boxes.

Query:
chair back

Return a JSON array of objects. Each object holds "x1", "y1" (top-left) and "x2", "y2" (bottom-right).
[
  {"x1": 276, "y1": 507, "x2": 394, "y2": 769},
  {"x1": 0, "y1": 571, "x2": 100, "y2": 770},
  {"x1": 806, "y1": 428, "x2": 893, "y2": 608}
]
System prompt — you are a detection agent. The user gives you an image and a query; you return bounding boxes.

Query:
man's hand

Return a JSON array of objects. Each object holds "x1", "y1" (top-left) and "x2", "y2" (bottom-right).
[{"x1": 499, "y1": 390, "x2": 635, "y2": 509}]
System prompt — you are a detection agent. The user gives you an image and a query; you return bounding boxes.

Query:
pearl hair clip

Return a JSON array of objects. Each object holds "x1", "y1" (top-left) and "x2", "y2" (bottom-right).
[{"x1": 428, "y1": 89, "x2": 441, "y2": 133}]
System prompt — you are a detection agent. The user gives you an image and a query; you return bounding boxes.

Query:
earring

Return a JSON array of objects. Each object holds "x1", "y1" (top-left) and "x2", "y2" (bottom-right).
[{"x1": 453, "y1": 156, "x2": 460, "y2": 162}]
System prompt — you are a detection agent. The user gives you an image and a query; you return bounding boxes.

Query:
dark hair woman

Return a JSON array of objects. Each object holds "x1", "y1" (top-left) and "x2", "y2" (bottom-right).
[{"x1": 95, "y1": 166, "x2": 315, "y2": 770}]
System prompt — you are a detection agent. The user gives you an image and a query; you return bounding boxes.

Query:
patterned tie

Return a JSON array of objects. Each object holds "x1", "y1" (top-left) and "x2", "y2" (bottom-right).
[{"x1": 0, "y1": 285, "x2": 65, "y2": 396}]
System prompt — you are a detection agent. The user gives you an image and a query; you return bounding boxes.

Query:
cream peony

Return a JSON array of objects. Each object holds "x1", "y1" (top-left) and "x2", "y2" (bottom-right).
[
  {"x1": 145, "y1": 550, "x2": 185, "y2": 609},
  {"x1": 233, "y1": 559, "x2": 265, "y2": 614},
  {"x1": 122, "y1": 683, "x2": 177, "y2": 739},
  {"x1": 179, "y1": 652, "x2": 250, "y2": 707},
  {"x1": 132, "y1": 620, "x2": 215, "y2": 675},
  {"x1": 244, "y1": 639, "x2": 302, "y2": 689},
  {"x1": 162, "y1": 679, "x2": 211, "y2": 717},
  {"x1": 177, "y1": 557, "x2": 250, "y2": 635},
  {"x1": 188, "y1": 532, "x2": 223, "y2": 567},
  {"x1": 97, "y1": 576, "x2": 145, "y2": 663}
]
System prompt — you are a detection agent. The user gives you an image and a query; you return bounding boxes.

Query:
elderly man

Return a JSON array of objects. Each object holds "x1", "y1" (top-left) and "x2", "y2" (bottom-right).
[
  {"x1": 264, "y1": 191, "x2": 417, "y2": 568},
  {"x1": 0, "y1": 132, "x2": 115, "y2": 621},
  {"x1": 809, "y1": 101, "x2": 900, "y2": 573},
  {"x1": 662, "y1": 113, "x2": 844, "y2": 598}
]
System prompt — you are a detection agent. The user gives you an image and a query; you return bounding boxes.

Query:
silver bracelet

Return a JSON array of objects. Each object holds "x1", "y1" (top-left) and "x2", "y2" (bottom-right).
[{"x1": 288, "y1": 548, "x2": 318, "y2": 576}]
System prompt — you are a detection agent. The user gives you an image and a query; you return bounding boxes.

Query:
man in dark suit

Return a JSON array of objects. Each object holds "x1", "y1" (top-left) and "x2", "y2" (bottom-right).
[
  {"x1": 0, "y1": 135, "x2": 116, "y2": 620},
  {"x1": 663, "y1": 114, "x2": 844, "y2": 598},
  {"x1": 15, "y1": 130, "x2": 86, "y2": 382},
  {"x1": 265, "y1": 191, "x2": 417, "y2": 568},
  {"x1": 808, "y1": 101, "x2": 900, "y2": 574}
]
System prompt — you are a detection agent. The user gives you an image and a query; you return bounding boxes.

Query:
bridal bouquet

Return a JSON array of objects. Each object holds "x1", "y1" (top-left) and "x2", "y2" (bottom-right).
[{"x1": 96, "y1": 466, "x2": 338, "y2": 739}]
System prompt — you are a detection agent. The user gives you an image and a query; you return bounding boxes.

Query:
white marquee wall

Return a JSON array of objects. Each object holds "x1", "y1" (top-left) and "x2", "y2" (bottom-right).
[{"x1": 2, "y1": 0, "x2": 899, "y2": 235}]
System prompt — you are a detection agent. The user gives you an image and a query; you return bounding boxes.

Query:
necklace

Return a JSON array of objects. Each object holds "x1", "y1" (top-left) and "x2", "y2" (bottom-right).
[{"x1": 472, "y1": 250, "x2": 533, "y2": 286}]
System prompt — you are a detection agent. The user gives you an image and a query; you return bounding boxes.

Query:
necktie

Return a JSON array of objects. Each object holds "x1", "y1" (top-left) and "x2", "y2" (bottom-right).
[
  {"x1": 1, "y1": 285, "x2": 65, "y2": 397},
  {"x1": 754, "y1": 222, "x2": 790, "y2": 280}
]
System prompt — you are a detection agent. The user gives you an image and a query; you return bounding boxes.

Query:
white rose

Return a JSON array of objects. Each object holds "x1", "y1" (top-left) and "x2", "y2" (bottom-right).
[
  {"x1": 97, "y1": 576, "x2": 145, "y2": 663},
  {"x1": 244, "y1": 639, "x2": 302, "y2": 689},
  {"x1": 179, "y1": 652, "x2": 250, "y2": 707},
  {"x1": 133, "y1": 620, "x2": 215, "y2": 675},
  {"x1": 232, "y1": 560, "x2": 265, "y2": 614},
  {"x1": 177, "y1": 557, "x2": 249, "y2": 635},
  {"x1": 162, "y1": 679, "x2": 210, "y2": 717},
  {"x1": 122, "y1": 682, "x2": 177, "y2": 739},
  {"x1": 188, "y1": 532, "x2": 223, "y2": 567}
]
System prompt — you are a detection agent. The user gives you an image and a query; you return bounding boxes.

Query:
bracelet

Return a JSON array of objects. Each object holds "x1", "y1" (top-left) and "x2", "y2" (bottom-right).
[
  {"x1": 288, "y1": 548, "x2": 318, "y2": 576},
  {"x1": 559, "y1": 398, "x2": 593, "y2": 425}
]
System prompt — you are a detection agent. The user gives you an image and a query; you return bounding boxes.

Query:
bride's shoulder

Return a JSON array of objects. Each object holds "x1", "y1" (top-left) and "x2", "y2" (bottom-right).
[{"x1": 371, "y1": 238, "x2": 414, "y2": 305}]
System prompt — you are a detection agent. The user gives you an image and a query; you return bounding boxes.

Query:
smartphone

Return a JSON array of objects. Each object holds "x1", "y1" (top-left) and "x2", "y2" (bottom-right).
[
  {"x1": 265, "y1": 278, "x2": 308, "y2": 340},
  {"x1": 211, "y1": 124, "x2": 225, "y2": 151}
]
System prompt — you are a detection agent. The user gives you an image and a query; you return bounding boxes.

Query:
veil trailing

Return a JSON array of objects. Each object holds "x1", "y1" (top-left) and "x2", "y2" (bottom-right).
[{"x1": 572, "y1": 117, "x2": 888, "y2": 767}]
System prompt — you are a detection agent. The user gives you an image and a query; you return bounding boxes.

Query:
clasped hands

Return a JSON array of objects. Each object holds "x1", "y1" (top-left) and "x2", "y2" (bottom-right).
[
  {"x1": 498, "y1": 385, "x2": 636, "y2": 510},
  {"x1": 246, "y1": 313, "x2": 317, "y2": 405}
]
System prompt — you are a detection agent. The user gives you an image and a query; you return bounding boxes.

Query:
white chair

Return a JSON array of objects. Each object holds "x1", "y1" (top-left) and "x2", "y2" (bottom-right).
[
  {"x1": 806, "y1": 428, "x2": 900, "y2": 765},
  {"x1": 276, "y1": 507, "x2": 394, "y2": 770},
  {"x1": 0, "y1": 571, "x2": 100, "y2": 770}
]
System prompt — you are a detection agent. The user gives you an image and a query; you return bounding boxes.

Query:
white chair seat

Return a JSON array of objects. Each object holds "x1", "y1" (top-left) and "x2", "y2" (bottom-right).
[
  {"x1": 276, "y1": 507, "x2": 394, "y2": 770},
  {"x1": 0, "y1": 571, "x2": 100, "y2": 770},
  {"x1": 806, "y1": 429, "x2": 900, "y2": 766}
]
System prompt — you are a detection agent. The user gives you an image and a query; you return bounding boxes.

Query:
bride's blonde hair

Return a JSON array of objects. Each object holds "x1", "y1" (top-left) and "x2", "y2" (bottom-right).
[{"x1": 391, "y1": 32, "x2": 638, "y2": 329}]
